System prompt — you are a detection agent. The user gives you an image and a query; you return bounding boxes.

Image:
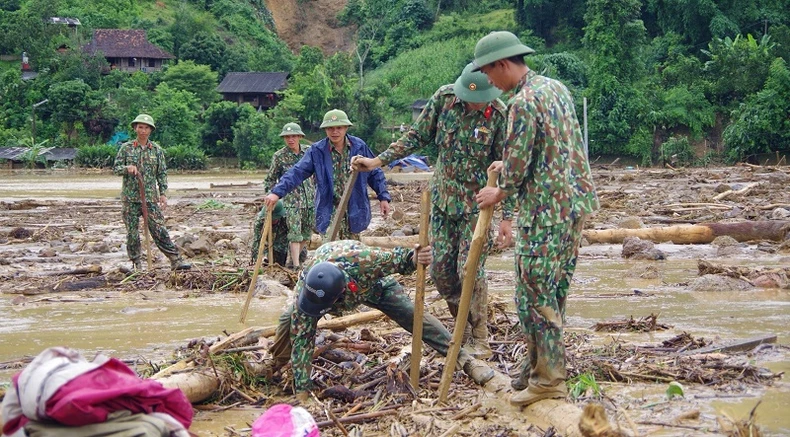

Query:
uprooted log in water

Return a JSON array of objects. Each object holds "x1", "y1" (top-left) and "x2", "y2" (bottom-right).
[
  {"x1": 697, "y1": 260, "x2": 790, "y2": 288},
  {"x1": 583, "y1": 220, "x2": 790, "y2": 244}
]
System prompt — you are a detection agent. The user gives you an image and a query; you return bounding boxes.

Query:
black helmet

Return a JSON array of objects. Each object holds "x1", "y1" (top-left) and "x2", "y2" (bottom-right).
[{"x1": 297, "y1": 262, "x2": 346, "y2": 317}]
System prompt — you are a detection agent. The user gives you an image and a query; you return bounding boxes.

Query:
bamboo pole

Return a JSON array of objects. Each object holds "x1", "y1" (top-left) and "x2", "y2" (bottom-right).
[
  {"x1": 240, "y1": 207, "x2": 272, "y2": 323},
  {"x1": 437, "y1": 170, "x2": 498, "y2": 402},
  {"x1": 410, "y1": 190, "x2": 431, "y2": 389}
]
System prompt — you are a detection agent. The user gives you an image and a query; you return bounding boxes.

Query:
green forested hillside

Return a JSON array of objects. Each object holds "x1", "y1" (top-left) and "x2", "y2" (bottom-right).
[{"x1": 1, "y1": 0, "x2": 789, "y2": 168}]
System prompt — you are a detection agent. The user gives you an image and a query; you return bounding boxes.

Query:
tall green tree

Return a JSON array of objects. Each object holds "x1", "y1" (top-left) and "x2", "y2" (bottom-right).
[
  {"x1": 723, "y1": 57, "x2": 790, "y2": 161},
  {"x1": 582, "y1": 0, "x2": 647, "y2": 156},
  {"x1": 48, "y1": 79, "x2": 98, "y2": 144},
  {"x1": 161, "y1": 60, "x2": 219, "y2": 107},
  {"x1": 151, "y1": 82, "x2": 200, "y2": 147},
  {"x1": 200, "y1": 101, "x2": 255, "y2": 157}
]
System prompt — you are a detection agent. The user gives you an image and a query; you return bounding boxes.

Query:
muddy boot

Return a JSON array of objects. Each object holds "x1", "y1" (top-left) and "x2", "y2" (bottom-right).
[
  {"x1": 462, "y1": 357, "x2": 495, "y2": 385},
  {"x1": 170, "y1": 257, "x2": 191, "y2": 271},
  {"x1": 509, "y1": 383, "x2": 567, "y2": 407},
  {"x1": 131, "y1": 259, "x2": 142, "y2": 271},
  {"x1": 468, "y1": 319, "x2": 492, "y2": 359}
]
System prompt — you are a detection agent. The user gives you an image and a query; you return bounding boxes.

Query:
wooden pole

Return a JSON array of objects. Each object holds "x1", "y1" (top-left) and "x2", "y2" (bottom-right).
[
  {"x1": 410, "y1": 190, "x2": 431, "y2": 389},
  {"x1": 267, "y1": 210, "x2": 273, "y2": 271},
  {"x1": 240, "y1": 207, "x2": 272, "y2": 323},
  {"x1": 327, "y1": 170, "x2": 359, "y2": 242},
  {"x1": 437, "y1": 170, "x2": 498, "y2": 402},
  {"x1": 136, "y1": 173, "x2": 153, "y2": 271}
]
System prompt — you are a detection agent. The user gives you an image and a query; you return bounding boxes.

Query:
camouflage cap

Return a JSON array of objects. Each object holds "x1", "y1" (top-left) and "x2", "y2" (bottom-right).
[
  {"x1": 279, "y1": 122, "x2": 305, "y2": 137},
  {"x1": 319, "y1": 109, "x2": 353, "y2": 128},
  {"x1": 472, "y1": 31, "x2": 535, "y2": 71},
  {"x1": 453, "y1": 62, "x2": 502, "y2": 103},
  {"x1": 130, "y1": 113, "x2": 156, "y2": 130}
]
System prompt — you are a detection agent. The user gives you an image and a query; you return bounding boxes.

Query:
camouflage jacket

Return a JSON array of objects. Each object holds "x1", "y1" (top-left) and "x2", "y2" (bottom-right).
[
  {"x1": 112, "y1": 140, "x2": 167, "y2": 204},
  {"x1": 378, "y1": 85, "x2": 515, "y2": 219},
  {"x1": 499, "y1": 70, "x2": 599, "y2": 230},
  {"x1": 263, "y1": 145, "x2": 315, "y2": 211},
  {"x1": 289, "y1": 240, "x2": 417, "y2": 391}
]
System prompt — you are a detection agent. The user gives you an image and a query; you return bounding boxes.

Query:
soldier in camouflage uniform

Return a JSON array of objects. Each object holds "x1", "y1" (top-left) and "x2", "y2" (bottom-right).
[
  {"x1": 352, "y1": 63, "x2": 514, "y2": 358},
  {"x1": 262, "y1": 123, "x2": 315, "y2": 268},
  {"x1": 263, "y1": 110, "x2": 391, "y2": 242},
  {"x1": 473, "y1": 32, "x2": 598, "y2": 406},
  {"x1": 112, "y1": 114, "x2": 190, "y2": 271},
  {"x1": 269, "y1": 240, "x2": 490, "y2": 398}
]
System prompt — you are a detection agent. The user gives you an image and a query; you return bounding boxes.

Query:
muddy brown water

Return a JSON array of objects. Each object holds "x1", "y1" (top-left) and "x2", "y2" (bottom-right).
[{"x1": 1, "y1": 170, "x2": 789, "y2": 435}]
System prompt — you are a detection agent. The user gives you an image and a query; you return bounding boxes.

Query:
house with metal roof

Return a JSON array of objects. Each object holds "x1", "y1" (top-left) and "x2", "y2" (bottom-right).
[
  {"x1": 216, "y1": 72, "x2": 289, "y2": 110},
  {"x1": 0, "y1": 147, "x2": 78, "y2": 169},
  {"x1": 83, "y1": 29, "x2": 174, "y2": 73}
]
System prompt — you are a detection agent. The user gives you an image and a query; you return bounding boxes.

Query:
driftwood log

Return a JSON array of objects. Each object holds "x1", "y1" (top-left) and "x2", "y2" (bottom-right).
[
  {"x1": 583, "y1": 220, "x2": 790, "y2": 244},
  {"x1": 309, "y1": 220, "x2": 790, "y2": 248}
]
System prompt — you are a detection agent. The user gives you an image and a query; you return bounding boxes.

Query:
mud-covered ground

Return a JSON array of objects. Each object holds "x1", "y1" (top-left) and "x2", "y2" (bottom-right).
[{"x1": 1, "y1": 164, "x2": 789, "y2": 436}]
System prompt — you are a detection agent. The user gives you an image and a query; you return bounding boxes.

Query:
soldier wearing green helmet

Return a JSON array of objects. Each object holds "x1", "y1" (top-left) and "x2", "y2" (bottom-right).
[
  {"x1": 473, "y1": 31, "x2": 599, "y2": 407},
  {"x1": 263, "y1": 109, "x2": 391, "y2": 241},
  {"x1": 113, "y1": 113, "x2": 191, "y2": 271},
  {"x1": 352, "y1": 62, "x2": 516, "y2": 359},
  {"x1": 258, "y1": 122, "x2": 315, "y2": 268}
]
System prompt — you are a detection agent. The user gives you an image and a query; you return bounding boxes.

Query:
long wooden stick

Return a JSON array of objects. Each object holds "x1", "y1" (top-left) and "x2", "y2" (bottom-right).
[
  {"x1": 136, "y1": 173, "x2": 153, "y2": 271},
  {"x1": 438, "y1": 170, "x2": 498, "y2": 402},
  {"x1": 410, "y1": 190, "x2": 431, "y2": 389},
  {"x1": 327, "y1": 169, "x2": 359, "y2": 242},
  {"x1": 240, "y1": 207, "x2": 272, "y2": 323}
]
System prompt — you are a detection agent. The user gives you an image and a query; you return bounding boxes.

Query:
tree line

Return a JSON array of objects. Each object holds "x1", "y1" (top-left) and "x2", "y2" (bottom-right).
[{"x1": 1, "y1": 0, "x2": 788, "y2": 169}]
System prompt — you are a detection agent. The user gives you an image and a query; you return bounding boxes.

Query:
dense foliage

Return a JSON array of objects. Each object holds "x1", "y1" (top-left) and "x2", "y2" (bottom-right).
[{"x1": 1, "y1": 0, "x2": 788, "y2": 167}]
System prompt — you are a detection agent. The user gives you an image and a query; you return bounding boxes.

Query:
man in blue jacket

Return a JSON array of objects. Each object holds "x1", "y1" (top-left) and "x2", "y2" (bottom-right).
[{"x1": 263, "y1": 109, "x2": 391, "y2": 240}]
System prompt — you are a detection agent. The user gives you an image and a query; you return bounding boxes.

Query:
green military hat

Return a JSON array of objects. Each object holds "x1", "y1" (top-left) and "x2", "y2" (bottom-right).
[
  {"x1": 271, "y1": 200, "x2": 286, "y2": 220},
  {"x1": 130, "y1": 113, "x2": 156, "y2": 129},
  {"x1": 279, "y1": 122, "x2": 305, "y2": 137},
  {"x1": 319, "y1": 109, "x2": 353, "y2": 128},
  {"x1": 472, "y1": 31, "x2": 535, "y2": 71},
  {"x1": 453, "y1": 62, "x2": 503, "y2": 103}
]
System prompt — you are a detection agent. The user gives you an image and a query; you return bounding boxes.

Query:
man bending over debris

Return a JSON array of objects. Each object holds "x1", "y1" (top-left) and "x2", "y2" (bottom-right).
[{"x1": 269, "y1": 240, "x2": 493, "y2": 399}]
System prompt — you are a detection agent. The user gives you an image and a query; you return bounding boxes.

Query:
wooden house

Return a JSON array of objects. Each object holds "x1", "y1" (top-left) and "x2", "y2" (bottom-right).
[
  {"x1": 83, "y1": 29, "x2": 174, "y2": 73},
  {"x1": 216, "y1": 72, "x2": 289, "y2": 110}
]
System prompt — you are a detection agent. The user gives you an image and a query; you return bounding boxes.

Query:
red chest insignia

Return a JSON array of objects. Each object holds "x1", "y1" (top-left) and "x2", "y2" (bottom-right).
[
  {"x1": 483, "y1": 105, "x2": 493, "y2": 120},
  {"x1": 348, "y1": 281, "x2": 359, "y2": 293}
]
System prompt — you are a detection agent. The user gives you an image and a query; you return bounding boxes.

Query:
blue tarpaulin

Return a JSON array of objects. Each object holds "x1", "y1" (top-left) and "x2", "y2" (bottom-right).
[{"x1": 388, "y1": 154, "x2": 430, "y2": 172}]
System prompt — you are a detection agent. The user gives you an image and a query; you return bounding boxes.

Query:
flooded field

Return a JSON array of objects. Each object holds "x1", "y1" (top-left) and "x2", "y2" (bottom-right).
[{"x1": 1, "y1": 167, "x2": 789, "y2": 436}]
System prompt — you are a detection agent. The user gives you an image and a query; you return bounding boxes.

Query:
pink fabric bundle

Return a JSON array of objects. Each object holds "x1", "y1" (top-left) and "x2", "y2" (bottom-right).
[{"x1": 251, "y1": 404, "x2": 319, "y2": 437}]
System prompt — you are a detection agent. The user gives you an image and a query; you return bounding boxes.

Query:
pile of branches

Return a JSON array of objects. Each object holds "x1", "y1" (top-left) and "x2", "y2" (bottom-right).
[{"x1": 592, "y1": 313, "x2": 672, "y2": 332}]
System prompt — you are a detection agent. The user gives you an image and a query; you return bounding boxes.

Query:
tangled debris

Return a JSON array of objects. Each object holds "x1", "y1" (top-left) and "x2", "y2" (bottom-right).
[{"x1": 592, "y1": 313, "x2": 671, "y2": 333}]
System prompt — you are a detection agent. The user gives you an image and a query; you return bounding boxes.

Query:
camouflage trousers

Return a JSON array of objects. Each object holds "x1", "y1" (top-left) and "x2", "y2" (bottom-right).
[
  {"x1": 122, "y1": 201, "x2": 179, "y2": 262},
  {"x1": 514, "y1": 215, "x2": 584, "y2": 390},
  {"x1": 321, "y1": 204, "x2": 359, "y2": 242},
  {"x1": 285, "y1": 206, "x2": 313, "y2": 242},
  {"x1": 270, "y1": 278, "x2": 454, "y2": 392},
  {"x1": 430, "y1": 208, "x2": 493, "y2": 335},
  {"x1": 251, "y1": 211, "x2": 288, "y2": 265}
]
